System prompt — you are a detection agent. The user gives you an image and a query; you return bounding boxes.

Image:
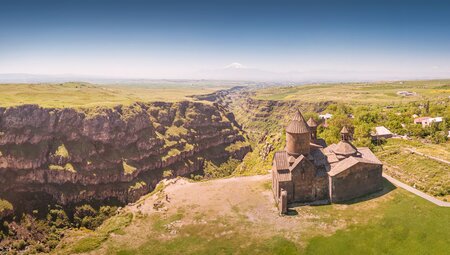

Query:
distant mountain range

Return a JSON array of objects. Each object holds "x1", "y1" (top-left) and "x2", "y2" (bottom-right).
[
  {"x1": 2, "y1": 65, "x2": 450, "y2": 84},
  {"x1": 195, "y1": 63, "x2": 450, "y2": 83}
]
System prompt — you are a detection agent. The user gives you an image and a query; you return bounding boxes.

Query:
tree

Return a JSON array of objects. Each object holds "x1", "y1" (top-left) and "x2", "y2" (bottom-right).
[
  {"x1": 46, "y1": 209, "x2": 70, "y2": 228},
  {"x1": 73, "y1": 204, "x2": 97, "y2": 229}
]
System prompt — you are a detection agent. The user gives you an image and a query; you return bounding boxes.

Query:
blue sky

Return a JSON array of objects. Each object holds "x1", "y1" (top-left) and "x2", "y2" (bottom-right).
[{"x1": 1, "y1": 0, "x2": 450, "y2": 80}]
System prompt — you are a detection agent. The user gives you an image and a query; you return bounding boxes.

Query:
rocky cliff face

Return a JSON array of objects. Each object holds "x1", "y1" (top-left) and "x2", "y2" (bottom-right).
[
  {"x1": 193, "y1": 87, "x2": 333, "y2": 175},
  {"x1": 194, "y1": 87, "x2": 332, "y2": 139},
  {"x1": 0, "y1": 102, "x2": 250, "y2": 210}
]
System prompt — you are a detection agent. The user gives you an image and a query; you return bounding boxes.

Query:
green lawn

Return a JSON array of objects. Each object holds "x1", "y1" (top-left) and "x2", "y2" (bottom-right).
[
  {"x1": 0, "y1": 82, "x2": 229, "y2": 108},
  {"x1": 254, "y1": 80, "x2": 450, "y2": 104},
  {"x1": 303, "y1": 190, "x2": 450, "y2": 255}
]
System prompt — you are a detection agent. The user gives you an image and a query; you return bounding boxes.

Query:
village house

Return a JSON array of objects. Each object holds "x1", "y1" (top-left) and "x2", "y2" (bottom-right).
[
  {"x1": 414, "y1": 116, "x2": 443, "y2": 127},
  {"x1": 371, "y1": 126, "x2": 393, "y2": 140},
  {"x1": 272, "y1": 110, "x2": 383, "y2": 214},
  {"x1": 396, "y1": 91, "x2": 417, "y2": 96},
  {"x1": 319, "y1": 113, "x2": 333, "y2": 120}
]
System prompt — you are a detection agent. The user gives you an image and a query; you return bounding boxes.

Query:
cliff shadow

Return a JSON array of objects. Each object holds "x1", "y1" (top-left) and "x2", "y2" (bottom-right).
[
  {"x1": 337, "y1": 177, "x2": 397, "y2": 205},
  {"x1": 1, "y1": 189, "x2": 126, "y2": 219}
]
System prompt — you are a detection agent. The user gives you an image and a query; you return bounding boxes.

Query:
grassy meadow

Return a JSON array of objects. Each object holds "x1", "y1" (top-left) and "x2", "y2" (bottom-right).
[
  {"x1": 254, "y1": 80, "x2": 450, "y2": 104},
  {"x1": 0, "y1": 82, "x2": 230, "y2": 108}
]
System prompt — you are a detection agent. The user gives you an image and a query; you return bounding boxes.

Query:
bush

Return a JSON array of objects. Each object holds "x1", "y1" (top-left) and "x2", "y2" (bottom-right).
[
  {"x1": 74, "y1": 205, "x2": 98, "y2": 229},
  {"x1": 203, "y1": 158, "x2": 242, "y2": 179},
  {"x1": 74, "y1": 204, "x2": 117, "y2": 230},
  {"x1": 12, "y1": 239, "x2": 27, "y2": 250},
  {"x1": 163, "y1": 170, "x2": 173, "y2": 178},
  {"x1": 190, "y1": 174, "x2": 203, "y2": 181},
  {"x1": 47, "y1": 209, "x2": 70, "y2": 228},
  {"x1": 430, "y1": 131, "x2": 447, "y2": 144}
]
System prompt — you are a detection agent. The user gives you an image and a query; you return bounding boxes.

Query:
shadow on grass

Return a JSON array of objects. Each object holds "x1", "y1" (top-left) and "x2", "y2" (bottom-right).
[
  {"x1": 338, "y1": 177, "x2": 397, "y2": 205},
  {"x1": 285, "y1": 209, "x2": 299, "y2": 216},
  {"x1": 289, "y1": 199, "x2": 330, "y2": 208}
]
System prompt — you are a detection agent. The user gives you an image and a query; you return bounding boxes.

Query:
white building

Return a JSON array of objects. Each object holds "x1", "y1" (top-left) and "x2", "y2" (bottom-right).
[
  {"x1": 414, "y1": 117, "x2": 443, "y2": 127},
  {"x1": 396, "y1": 91, "x2": 417, "y2": 96},
  {"x1": 319, "y1": 113, "x2": 333, "y2": 120}
]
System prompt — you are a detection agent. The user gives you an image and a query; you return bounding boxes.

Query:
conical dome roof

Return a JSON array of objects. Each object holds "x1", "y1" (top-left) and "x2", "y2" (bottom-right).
[
  {"x1": 307, "y1": 117, "x2": 318, "y2": 127},
  {"x1": 286, "y1": 110, "x2": 310, "y2": 134},
  {"x1": 333, "y1": 140, "x2": 358, "y2": 156},
  {"x1": 341, "y1": 126, "x2": 350, "y2": 134}
]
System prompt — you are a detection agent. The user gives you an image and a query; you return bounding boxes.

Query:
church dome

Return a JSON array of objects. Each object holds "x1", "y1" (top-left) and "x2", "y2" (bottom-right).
[
  {"x1": 286, "y1": 110, "x2": 310, "y2": 134},
  {"x1": 332, "y1": 141, "x2": 358, "y2": 156}
]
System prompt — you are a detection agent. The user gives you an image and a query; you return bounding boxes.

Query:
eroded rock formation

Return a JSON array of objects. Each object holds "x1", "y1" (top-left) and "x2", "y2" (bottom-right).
[{"x1": 0, "y1": 102, "x2": 250, "y2": 210}]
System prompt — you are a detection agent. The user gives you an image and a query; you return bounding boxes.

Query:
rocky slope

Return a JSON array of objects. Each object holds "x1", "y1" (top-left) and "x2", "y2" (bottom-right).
[
  {"x1": 193, "y1": 87, "x2": 332, "y2": 175},
  {"x1": 0, "y1": 101, "x2": 250, "y2": 212}
]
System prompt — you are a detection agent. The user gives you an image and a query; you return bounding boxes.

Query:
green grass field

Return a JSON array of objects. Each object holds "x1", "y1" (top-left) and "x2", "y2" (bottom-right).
[
  {"x1": 254, "y1": 80, "x2": 450, "y2": 104},
  {"x1": 0, "y1": 82, "x2": 230, "y2": 108},
  {"x1": 302, "y1": 189, "x2": 449, "y2": 255}
]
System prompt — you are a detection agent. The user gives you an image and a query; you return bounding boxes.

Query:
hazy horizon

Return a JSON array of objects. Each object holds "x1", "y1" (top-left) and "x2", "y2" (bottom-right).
[{"x1": 2, "y1": 0, "x2": 450, "y2": 81}]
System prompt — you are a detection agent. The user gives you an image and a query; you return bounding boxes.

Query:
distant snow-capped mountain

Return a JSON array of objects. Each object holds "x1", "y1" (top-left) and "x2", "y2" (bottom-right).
[
  {"x1": 196, "y1": 63, "x2": 288, "y2": 81},
  {"x1": 224, "y1": 62, "x2": 248, "y2": 69}
]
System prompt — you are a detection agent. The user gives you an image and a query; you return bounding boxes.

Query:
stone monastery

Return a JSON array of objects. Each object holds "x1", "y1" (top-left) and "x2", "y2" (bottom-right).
[{"x1": 272, "y1": 110, "x2": 383, "y2": 214}]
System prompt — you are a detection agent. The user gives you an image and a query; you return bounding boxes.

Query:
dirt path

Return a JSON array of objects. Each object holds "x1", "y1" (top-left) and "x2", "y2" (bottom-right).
[
  {"x1": 383, "y1": 173, "x2": 450, "y2": 207},
  {"x1": 405, "y1": 148, "x2": 450, "y2": 166}
]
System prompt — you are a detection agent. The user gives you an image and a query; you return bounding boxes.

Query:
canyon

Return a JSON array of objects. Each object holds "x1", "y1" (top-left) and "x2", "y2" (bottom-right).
[{"x1": 0, "y1": 101, "x2": 250, "y2": 215}]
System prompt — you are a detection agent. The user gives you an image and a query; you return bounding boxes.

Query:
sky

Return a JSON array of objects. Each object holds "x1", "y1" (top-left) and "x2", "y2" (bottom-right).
[{"x1": 1, "y1": 0, "x2": 450, "y2": 81}]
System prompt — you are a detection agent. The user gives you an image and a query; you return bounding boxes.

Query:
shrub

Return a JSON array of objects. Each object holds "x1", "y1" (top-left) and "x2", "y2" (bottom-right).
[
  {"x1": 12, "y1": 240, "x2": 27, "y2": 250},
  {"x1": 47, "y1": 209, "x2": 70, "y2": 228},
  {"x1": 74, "y1": 205, "x2": 98, "y2": 229},
  {"x1": 163, "y1": 170, "x2": 173, "y2": 178},
  {"x1": 74, "y1": 204, "x2": 118, "y2": 230}
]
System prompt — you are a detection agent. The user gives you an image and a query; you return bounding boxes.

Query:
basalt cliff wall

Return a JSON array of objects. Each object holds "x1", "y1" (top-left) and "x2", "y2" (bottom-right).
[
  {"x1": 0, "y1": 102, "x2": 250, "y2": 211},
  {"x1": 193, "y1": 87, "x2": 333, "y2": 175}
]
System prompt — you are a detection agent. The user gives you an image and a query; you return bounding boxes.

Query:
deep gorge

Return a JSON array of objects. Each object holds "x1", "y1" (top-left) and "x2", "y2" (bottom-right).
[{"x1": 0, "y1": 101, "x2": 250, "y2": 216}]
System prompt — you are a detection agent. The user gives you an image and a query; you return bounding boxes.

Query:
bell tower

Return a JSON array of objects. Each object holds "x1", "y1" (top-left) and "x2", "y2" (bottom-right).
[
  {"x1": 307, "y1": 117, "x2": 318, "y2": 141},
  {"x1": 340, "y1": 126, "x2": 351, "y2": 141},
  {"x1": 285, "y1": 110, "x2": 310, "y2": 156}
]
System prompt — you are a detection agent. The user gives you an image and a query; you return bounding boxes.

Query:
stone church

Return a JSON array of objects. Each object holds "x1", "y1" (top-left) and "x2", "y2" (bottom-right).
[{"x1": 271, "y1": 110, "x2": 383, "y2": 213}]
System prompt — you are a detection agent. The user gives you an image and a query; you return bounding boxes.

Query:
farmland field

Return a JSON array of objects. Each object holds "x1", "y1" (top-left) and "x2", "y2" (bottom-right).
[
  {"x1": 254, "y1": 80, "x2": 450, "y2": 104},
  {"x1": 375, "y1": 139, "x2": 450, "y2": 201},
  {"x1": 0, "y1": 82, "x2": 231, "y2": 108}
]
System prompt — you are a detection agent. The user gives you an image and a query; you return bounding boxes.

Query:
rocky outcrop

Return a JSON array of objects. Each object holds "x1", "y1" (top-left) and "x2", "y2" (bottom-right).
[{"x1": 0, "y1": 102, "x2": 250, "y2": 208}]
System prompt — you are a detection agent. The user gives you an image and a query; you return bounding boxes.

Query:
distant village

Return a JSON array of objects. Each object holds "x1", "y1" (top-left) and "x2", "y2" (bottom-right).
[{"x1": 318, "y1": 110, "x2": 448, "y2": 141}]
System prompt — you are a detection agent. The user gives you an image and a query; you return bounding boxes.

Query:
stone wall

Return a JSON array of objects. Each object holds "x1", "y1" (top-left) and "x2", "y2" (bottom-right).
[{"x1": 329, "y1": 164, "x2": 383, "y2": 203}]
